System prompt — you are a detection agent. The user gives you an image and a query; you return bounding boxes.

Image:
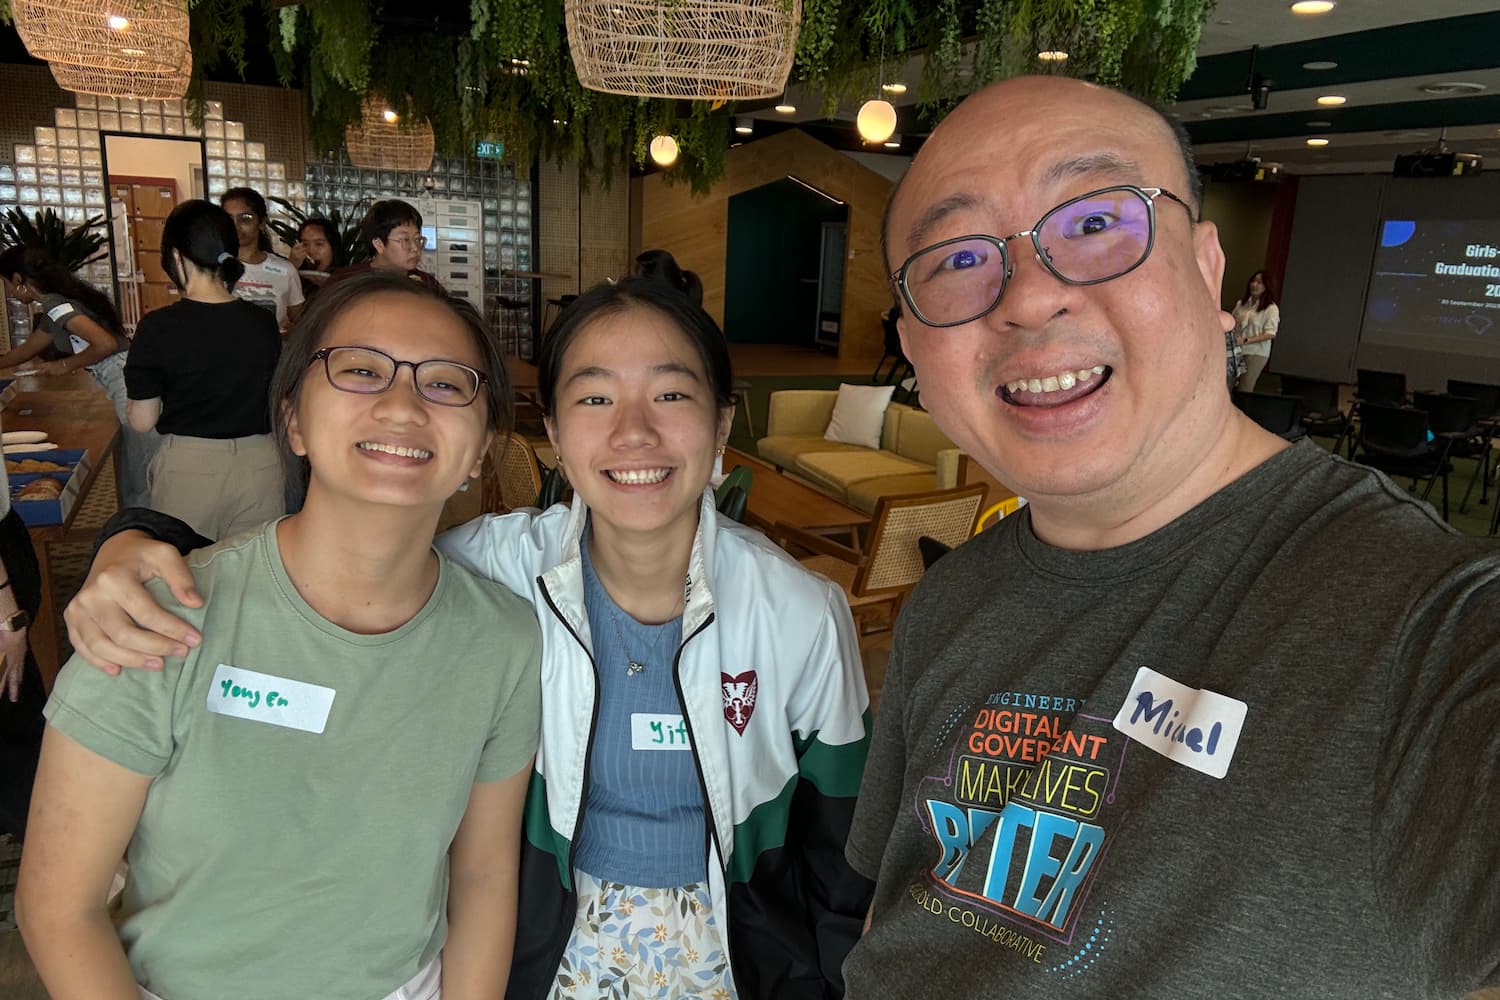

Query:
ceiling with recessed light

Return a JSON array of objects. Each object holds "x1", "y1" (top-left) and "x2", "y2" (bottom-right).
[
  {"x1": 754, "y1": 0, "x2": 1500, "y2": 174},
  {"x1": 1181, "y1": 2, "x2": 1500, "y2": 174}
]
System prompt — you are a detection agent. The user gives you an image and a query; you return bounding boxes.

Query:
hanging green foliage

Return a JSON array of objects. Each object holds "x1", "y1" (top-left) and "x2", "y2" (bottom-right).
[{"x1": 32, "y1": 0, "x2": 1212, "y2": 192}]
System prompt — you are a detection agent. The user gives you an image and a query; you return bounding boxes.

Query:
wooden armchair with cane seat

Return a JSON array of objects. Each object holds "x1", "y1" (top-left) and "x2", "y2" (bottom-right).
[
  {"x1": 772, "y1": 483, "x2": 987, "y2": 642},
  {"x1": 482, "y1": 432, "x2": 545, "y2": 512}
]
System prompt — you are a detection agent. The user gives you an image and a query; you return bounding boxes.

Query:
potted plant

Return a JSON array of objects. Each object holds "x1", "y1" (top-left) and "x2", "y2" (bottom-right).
[
  {"x1": 266, "y1": 197, "x2": 370, "y2": 264},
  {"x1": 0, "y1": 208, "x2": 108, "y2": 272}
]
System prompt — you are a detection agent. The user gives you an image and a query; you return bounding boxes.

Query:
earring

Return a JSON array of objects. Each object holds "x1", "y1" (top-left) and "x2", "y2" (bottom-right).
[{"x1": 715, "y1": 445, "x2": 725, "y2": 456}]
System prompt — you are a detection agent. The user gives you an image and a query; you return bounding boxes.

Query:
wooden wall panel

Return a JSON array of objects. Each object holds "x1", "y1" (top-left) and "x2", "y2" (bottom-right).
[{"x1": 638, "y1": 130, "x2": 894, "y2": 362}]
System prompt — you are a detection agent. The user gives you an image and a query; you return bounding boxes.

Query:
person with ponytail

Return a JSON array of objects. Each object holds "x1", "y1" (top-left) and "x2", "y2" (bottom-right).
[
  {"x1": 123, "y1": 199, "x2": 284, "y2": 540},
  {"x1": 634, "y1": 248, "x2": 704, "y2": 306},
  {"x1": 0, "y1": 245, "x2": 156, "y2": 508},
  {"x1": 221, "y1": 186, "x2": 303, "y2": 332}
]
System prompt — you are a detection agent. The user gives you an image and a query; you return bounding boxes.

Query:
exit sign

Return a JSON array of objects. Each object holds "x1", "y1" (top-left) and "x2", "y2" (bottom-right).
[{"x1": 475, "y1": 140, "x2": 505, "y2": 160}]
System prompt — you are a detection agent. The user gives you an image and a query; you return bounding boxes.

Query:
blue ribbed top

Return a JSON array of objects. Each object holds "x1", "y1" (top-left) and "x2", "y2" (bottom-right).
[{"x1": 572, "y1": 537, "x2": 706, "y2": 887}]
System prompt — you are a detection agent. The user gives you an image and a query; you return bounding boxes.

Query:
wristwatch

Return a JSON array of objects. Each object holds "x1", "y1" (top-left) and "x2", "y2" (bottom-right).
[{"x1": 0, "y1": 609, "x2": 29, "y2": 632}]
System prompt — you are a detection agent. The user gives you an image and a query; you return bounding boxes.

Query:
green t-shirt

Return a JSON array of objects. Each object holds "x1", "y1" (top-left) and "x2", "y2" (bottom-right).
[{"x1": 45, "y1": 519, "x2": 542, "y2": 1000}]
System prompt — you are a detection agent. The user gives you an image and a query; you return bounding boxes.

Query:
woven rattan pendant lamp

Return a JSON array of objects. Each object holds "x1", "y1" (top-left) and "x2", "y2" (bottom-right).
[
  {"x1": 49, "y1": 42, "x2": 191, "y2": 100},
  {"x1": 13, "y1": 0, "x2": 191, "y2": 94},
  {"x1": 566, "y1": 0, "x2": 801, "y2": 100},
  {"x1": 344, "y1": 97, "x2": 436, "y2": 172}
]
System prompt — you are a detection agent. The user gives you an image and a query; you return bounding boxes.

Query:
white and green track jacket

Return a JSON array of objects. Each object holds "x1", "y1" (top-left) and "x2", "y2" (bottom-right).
[{"x1": 436, "y1": 488, "x2": 874, "y2": 999}]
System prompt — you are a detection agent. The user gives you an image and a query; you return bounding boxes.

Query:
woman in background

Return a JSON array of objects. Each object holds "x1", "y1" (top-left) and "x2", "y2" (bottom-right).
[
  {"x1": 1232, "y1": 268, "x2": 1280, "y2": 392},
  {"x1": 124, "y1": 199, "x2": 284, "y2": 541},
  {"x1": 221, "y1": 186, "x2": 303, "y2": 332},
  {"x1": 0, "y1": 246, "x2": 156, "y2": 508},
  {"x1": 289, "y1": 217, "x2": 346, "y2": 301}
]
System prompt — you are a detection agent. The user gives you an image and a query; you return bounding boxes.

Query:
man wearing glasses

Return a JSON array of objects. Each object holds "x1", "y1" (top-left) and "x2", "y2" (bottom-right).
[
  {"x1": 326, "y1": 199, "x2": 445, "y2": 294},
  {"x1": 843, "y1": 76, "x2": 1498, "y2": 997}
]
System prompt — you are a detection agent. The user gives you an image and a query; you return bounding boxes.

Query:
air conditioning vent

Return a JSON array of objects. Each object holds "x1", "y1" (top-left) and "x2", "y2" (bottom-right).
[{"x1": 1418, "y1": 81, "x2": 1487, "y2": 96}]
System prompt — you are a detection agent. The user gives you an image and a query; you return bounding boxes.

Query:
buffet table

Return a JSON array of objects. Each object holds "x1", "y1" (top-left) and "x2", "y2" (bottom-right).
[{"x1": 3, "y1": 372, "x2": 121, "y2": 688}]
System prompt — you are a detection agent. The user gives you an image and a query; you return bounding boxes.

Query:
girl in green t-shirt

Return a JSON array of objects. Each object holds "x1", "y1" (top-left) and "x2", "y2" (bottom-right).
[{"x1": 19, "y1": 272, "x2": 538, "y2": 1000}]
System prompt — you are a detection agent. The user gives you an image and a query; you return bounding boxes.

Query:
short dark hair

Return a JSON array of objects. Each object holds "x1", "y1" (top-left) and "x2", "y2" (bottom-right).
[
  {"x1": 537, "y1": 276, "x2": 735, "y2": 419},
  {"x1": 267, "y1": 270, "x2": 511, "y2": 489},
  {"x1": 360, "y1": 199, "x2": 423, "y2": 252},
  {"x1": 161, "y1": 199, "x2": 244, "y2": 291},
  {"x1": 298, "y1": 218, "x2": 348, "y2": 268}
]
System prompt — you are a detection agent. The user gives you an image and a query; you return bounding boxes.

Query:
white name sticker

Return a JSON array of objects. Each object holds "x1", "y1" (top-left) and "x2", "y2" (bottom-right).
[
  {"x1": 1111, "y1": 666, "x2": 1247, "y2": 780},
  {"x1": 206, "y1": 663, "x2": 335, "y2": 734},
  {"x1": 630, "y1": 713, "x2": 691, "y2": 751}
]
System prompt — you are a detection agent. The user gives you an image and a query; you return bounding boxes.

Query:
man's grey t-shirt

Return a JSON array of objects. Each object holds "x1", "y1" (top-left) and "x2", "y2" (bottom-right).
[{"x1": 845, "y1": 441, "x2": 1499, "y2": 998}]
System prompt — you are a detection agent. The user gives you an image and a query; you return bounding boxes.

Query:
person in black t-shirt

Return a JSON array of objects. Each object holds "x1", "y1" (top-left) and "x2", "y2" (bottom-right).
[{"x1": 125, "y1": 200, "x2": 284, "y2": 540}]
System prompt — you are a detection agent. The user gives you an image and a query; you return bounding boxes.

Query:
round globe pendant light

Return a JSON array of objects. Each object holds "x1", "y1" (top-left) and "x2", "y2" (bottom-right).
[
  {"x1": 857, "y1": 99, "x2": 897, "y2": 143},
  {"x1": 650, "y1": 134, "x2": 680, "y2": 167}
]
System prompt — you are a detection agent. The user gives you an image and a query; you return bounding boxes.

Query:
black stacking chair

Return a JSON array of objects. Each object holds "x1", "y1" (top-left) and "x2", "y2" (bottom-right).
[
  {"x1": 1353, "y1": 402, "x2": 1454, "y2": 520},
  {"x1": 1350, "y1": 369, "x2": 1410, "y2": 459},
  {"x1": 1232, "y1": 390, "x2": 1305, "y2": 441},
  {"x1": 1278, "y1": 375, "x2": 1351, "y2": 453},
  {"x1": 1448, "y1": 379, "x2": 1500, "y2": 508},
  {"x1": 1356, "y1": 369, "x2": 1407, "y2": 405},
  {"x1": 1412, "y1": 391, "x2": 1485, "y2": 513}
]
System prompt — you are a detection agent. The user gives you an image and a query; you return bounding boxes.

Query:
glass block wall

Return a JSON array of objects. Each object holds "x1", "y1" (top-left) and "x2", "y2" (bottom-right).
[
  {"x1": 0, "y1": 94, "x2": 304, "y2": 294},
  {"x1": 301, "y1": 150, "x2": 535, "y2": 331},
  {"x1": 0, "y1": 88, "x2": 539, "y2": 333}
]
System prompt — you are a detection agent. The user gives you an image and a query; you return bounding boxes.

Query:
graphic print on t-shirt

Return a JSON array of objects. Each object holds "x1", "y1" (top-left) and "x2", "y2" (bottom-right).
[
  {"x1": 906, "y1": 688, "x2": 1126, "y2": 982},
  {"x1": 233, "y1": 274, "x2": 282, "y2": 319}
]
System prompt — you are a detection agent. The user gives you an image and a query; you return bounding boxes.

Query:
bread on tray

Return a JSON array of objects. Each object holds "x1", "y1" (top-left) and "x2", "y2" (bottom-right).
[
  {"x1": 5, "y1": 458, "x2": 70, "y2": 474},
  {"x1": 15, "y1": 477, "x2": 63, "y2": 500}
]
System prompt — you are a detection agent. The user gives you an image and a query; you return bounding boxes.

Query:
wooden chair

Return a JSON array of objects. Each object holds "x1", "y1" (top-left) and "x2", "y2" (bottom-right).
[
  {"x1": 773, "y1": 483, "x2": 987, "y2": 639},
  {"x1": 975, "y1": 495, "x2": 1023, "y2": 533},
  {"x1": 481, "y1": 432, "x2": 543, "y2": 512}
]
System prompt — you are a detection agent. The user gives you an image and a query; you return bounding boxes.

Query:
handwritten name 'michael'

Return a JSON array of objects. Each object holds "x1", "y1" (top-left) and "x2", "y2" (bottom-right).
[{"x1": 1128, "y1": 690, "x2": 1223, "y2": 756}]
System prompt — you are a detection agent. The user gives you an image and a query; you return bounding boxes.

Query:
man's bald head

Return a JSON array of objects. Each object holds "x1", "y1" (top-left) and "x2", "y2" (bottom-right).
[{"x1": 881, "y1": 77, "x2": 1201, "y2": 278}]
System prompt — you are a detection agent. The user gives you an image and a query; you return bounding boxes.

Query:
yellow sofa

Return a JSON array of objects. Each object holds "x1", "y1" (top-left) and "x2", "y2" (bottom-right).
[{"x1": 755, "y1": 389, "x2": 964, "y2": 513}]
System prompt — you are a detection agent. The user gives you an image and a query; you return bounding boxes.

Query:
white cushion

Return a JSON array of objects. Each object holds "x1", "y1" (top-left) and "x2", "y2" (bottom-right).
[{"x1": 823, "y1": 383, "x2": 895, "y2": 450}]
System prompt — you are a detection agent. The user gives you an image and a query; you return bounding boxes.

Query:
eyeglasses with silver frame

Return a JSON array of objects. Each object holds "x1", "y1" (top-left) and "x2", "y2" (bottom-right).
[
  {"x1": 307, "y1": 345, "x2": 488, "y2": 407},
  {"x1": 892, "y1": 185, "x2": 1194, "y2": 329}
]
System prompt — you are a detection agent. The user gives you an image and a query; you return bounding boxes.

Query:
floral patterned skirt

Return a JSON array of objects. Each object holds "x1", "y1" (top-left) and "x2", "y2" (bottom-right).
[{"x1": 548, "y1": 871, "x2": 737, "y2": 1000}]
